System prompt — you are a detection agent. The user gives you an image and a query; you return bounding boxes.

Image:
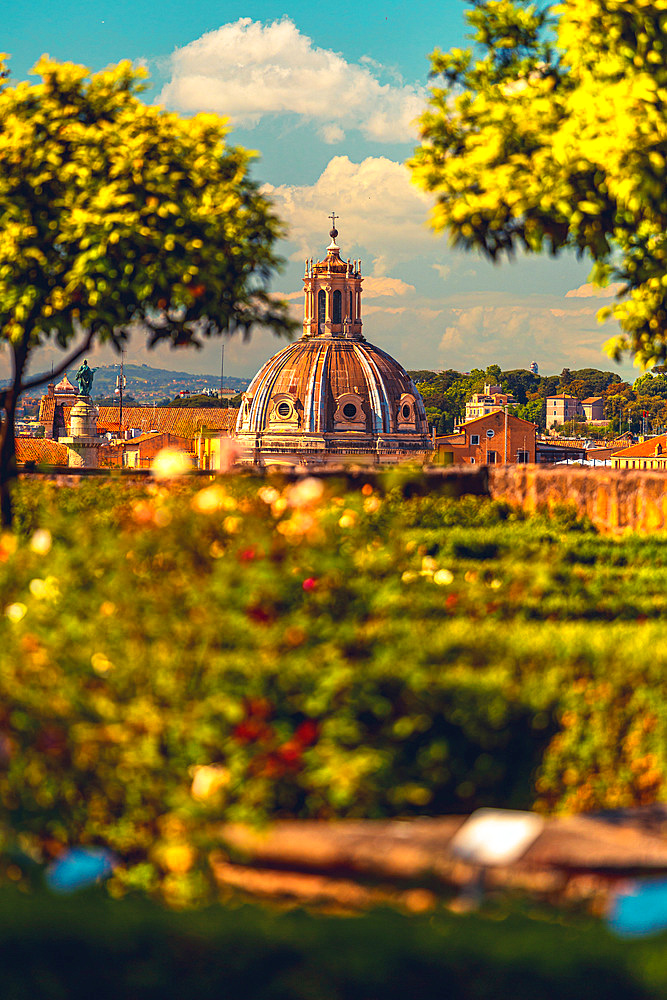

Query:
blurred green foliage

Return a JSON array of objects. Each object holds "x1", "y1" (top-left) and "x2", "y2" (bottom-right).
[
  {"x1": 410, "y1": 0, "x2": 667, "y2": 367},
  {"x1": 0, "y1": 886, "x2": 665, "y2": 1000},
  {"x1": 0, "y1": 476, "x2": 665, "y2": 905}
]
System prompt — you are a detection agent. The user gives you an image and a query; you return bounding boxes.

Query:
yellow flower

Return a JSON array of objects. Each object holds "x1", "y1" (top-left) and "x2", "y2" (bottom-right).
[
  {"x1": 151, "y1": 448, "x2": 191, "y2": 480},
  {"x1": 433, "y1": 569, "x2": 454, "y2": 586},
  {"x1": 191, "y1": 484, "x2": 226, "y2": 514},
  {"x1": 338, "y1": 510, "x2": 357, "y2": 529},
  {"x1": 91, "y1": 652, "x2": 113, "y2": 674},
  {"x1": 191, "y1": 764, "x2": 230, "y2": 801}
]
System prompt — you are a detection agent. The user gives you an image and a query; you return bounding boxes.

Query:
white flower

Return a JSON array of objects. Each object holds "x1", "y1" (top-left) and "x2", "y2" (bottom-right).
[
  {"x1": 287, "y1": 477, "x2": 324, "y2": 508},
  {"x1": 30, "y1": 529, "x2": 52, "y2": 555},
  {"x1": 5, "y1": 603, "x2": 27, "y2": 623}
]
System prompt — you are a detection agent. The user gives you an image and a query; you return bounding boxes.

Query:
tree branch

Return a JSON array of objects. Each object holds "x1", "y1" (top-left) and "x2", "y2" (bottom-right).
[{"x1": 20, "y1": 327, "x2": 96, "y2": 393}]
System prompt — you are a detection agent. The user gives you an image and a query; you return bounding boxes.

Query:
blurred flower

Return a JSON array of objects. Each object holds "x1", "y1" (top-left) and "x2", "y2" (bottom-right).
[
  {"x1": 258, "y1": 486, "x2": 280, "y2": 505},
  {"x1": 132, "y1": 501, "x2": 155, "y2": 524},
  {"x1": 287, "y1": 477, "x2": 324, "y2": 509},
  {"x1": 29, "y1": 529, "x2": 51, "y2": 555},
  {"x1": 421, "y1": 556, "x2": 438, "y2": 575},
  {"x1": 223, "y1": 515, "x2": 242, "y2": 534},
  {"x1": 0, "y1": 532, "x2": 17, "y2": 561},
  {"x1": 91, "y1": 652, "x2": 114, "y2": 674},
  {"x1": 294, "y1": 719, "x2": 319, "y2": 746},
  {"x1": 29, "y1": 578, "x2": 48, "y2": 599},
  {"x1": 161, "y1": 843, "x2": 195, "y2": 874},
  {"x1": 490, "y1": 578, "x2": 502, "y2": 590},
  {"x1": 151, "y1": 448, "x2": 191, "y2": 480},
  {"x1": 5, "y1": 603, "x2": 27, "y2": 623},
  {"x1": 99, "y1": 601, "x2": 116, "y2": 616},
  {"x1": 338, "y1": 510, "x2": 357, "y2": 529},
  {"x1": 361, "y1": 483, "x2": 374, "y2": 496},
  {"x1": 209, "y1": 540, "x2": 225, "y2": 559},
  {"x1": 434, "y1": 569, "x2": 454, "y2": 586},
  {"x1": 271, "y1": 497, "x2": 288, "y2": 517},
  {"x1": 191, "y1": 484, "x2": 226, "y2": 514},
  {"x1": 363, "y1": 495, "x2": 381, "y2": 513},
  {"x1": 302, "y1": 577, "x2": 317, "y2": 591},
  {"x1": 401, "y1": 571, "x2": 418, "y2": 584},
  {"x1": 154, "y1": 507, "x2": 172, "y2": 527},
  {"x1": 191, "y1": 764, "x2": 230, "y2": 801}
]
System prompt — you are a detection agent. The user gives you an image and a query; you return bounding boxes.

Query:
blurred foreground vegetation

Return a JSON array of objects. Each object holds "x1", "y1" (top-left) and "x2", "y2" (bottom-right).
[
  {"x1": 0, "y1": 886, "x2": 665, "y2": 1000},
  {"x1": 0, "y1": 474, "x2": 665, "y2": 905}
]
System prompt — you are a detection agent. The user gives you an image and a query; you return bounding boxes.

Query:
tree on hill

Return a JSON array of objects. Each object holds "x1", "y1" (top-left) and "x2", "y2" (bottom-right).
[
  {"x1": 0, "y1": 57, "x2": 294, "y2": 523},
  {"x1": 166, "y1": 393, "x2": 242, "y2": 408},
  {"x1": 410, "y1": 0, "x2": 667, "y2": 368}
]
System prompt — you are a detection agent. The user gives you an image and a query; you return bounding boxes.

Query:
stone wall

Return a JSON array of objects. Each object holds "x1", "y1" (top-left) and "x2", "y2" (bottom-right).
[{"x1": 488, "y1": 465, "x2": 667, "y2": 533}]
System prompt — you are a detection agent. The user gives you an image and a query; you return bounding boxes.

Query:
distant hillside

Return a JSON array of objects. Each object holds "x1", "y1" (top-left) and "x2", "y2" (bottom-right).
[{"x1": 60, "y1": 363, "x2": 250, "y2": 401}]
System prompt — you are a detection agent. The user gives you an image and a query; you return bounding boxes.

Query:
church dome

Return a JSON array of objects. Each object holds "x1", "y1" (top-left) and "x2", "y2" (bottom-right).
[{"x1": 234, "y1": 221, "x2": 433, "y2": 467}]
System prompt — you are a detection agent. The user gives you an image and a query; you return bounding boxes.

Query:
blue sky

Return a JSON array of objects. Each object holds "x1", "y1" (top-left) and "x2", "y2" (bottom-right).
[{"x1": 2, "y1": 1, "x2": 637, "y2": 383}]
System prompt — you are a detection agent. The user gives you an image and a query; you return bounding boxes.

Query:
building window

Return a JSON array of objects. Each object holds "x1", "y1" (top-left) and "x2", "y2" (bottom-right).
[
  {"x1": 470, "y1": 457, "x2": 476, "y2": 464},
  {"x1": 349, "y1": 290, "x2": 354, "y2": 320},
  {"x1": 517, "y1": 450, "x2": 529, "y2": 463},
  {"x1": 470, "y1": 434, "x2": 479, "y2": 445},
  {"x1": 277, "y1": 401, "x2": 292, "y2": 419},
  {"x1": 318, "y1": 289, "x2": 325, "y2": 332},
  {"x1": 333, "y1": 289, "x2": 342, "y2": 324},
  {"x1": 486, "y1": 428, "x2": 495, "y2": 438},
  {"x1": 487, "y1": 450, "x2": 497, "y2": 464},
  {"x1": 342, "y1": 402, "x2": 358, "y2": 419}
]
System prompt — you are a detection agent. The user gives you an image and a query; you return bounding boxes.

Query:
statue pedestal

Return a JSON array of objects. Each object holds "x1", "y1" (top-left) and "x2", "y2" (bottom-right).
[{"x1": 61, "y1": 396, "x2": 100, "y2": 469}]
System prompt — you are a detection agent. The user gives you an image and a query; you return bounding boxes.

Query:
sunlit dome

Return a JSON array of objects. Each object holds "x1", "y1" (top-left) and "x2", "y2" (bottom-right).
[{"x1": 234, "y1": 219, "x2": 433, "y2": 467}]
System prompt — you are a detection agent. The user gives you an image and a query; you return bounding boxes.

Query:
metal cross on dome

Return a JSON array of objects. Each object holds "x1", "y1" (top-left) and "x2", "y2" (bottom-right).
[{"x1": 329, "y1": 211, "x2": 338, "y2": 230}]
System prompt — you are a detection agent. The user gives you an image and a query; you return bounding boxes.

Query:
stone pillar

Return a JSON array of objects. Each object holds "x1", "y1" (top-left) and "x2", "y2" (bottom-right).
[{"x1": 61, "y1": 396, "x2": 101, "y2": 469}]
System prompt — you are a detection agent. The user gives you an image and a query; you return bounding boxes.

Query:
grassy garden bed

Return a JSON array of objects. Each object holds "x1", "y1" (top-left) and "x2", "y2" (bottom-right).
[{"x1": 0, "y1": 474, "x2": 665, "y2": 905}]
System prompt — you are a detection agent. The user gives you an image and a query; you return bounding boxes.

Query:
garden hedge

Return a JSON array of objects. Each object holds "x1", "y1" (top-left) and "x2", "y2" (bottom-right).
[{"x1": 0, "y1": 474, "x2": 664, "y2": 904}]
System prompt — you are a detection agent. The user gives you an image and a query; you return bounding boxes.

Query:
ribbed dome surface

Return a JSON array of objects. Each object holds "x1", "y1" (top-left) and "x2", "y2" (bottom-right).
[{"x1": 236, "y1": 336, "x2": 428, "y2": 437}]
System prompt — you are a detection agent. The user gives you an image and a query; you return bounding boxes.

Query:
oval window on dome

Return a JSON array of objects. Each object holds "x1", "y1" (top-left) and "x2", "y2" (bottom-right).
[
  {"x1": 343, "y1": 402, "x2": 358, "y2": 419},
  {"x1": 402, "y1": 404, "x2": 412, "y2": 419},
  {"x1": 277, "y1": 401, "x2": 292, "y2": 418}
]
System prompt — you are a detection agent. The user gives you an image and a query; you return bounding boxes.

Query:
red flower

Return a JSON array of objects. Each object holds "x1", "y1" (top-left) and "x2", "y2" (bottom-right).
[
  {"x1": 246, "y1": 697, "x2": 273, "y2": 720},
  {"x1": 247, "y1": 605, "x2": 273, "y2": 624},
  {"x1": 294, "y1": 719, "x2": 319, "y2": 746},
  {"x1": 277, "y1": 740, "x2": 303, "y2": 765},
  {"x1": 239, "y1": 548, "x2": 257, "y2": 563},
  {"x1": 232, "y1": 719, "x2": 274, "y2": 744},
  {"x1": 302, "y1": 577, "x2": 317, "y2": 592}
]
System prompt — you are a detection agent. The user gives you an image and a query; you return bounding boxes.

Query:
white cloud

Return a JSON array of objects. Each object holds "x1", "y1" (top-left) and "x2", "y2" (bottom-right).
[
  {"x1": 565, "y1": 282, "x2": 624, "y2": 298},
  {"x1": 363, "y1": 276, "x2": 415, "y2": 298},
  {"x1": 263, "y1": 155, "x2": 438, "y2": 272},
  {"x1": 320, "y1": 124, "x2": 345, "y2": 144},
  {"x1": 159, "y1": 18, "x2": 426, "y2": 143}
]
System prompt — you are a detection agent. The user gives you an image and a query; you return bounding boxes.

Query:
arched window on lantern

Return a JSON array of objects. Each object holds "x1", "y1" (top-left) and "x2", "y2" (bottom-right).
[
  {"x1": 318, "y1": 290, "x2": 325, "y2": 333},
  {"x1": 333, "y1": 289, "x2": 342, "y2": 325}
]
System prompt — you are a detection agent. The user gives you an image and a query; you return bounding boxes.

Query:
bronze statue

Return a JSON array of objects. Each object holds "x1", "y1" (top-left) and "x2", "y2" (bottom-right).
[{"x1": 75, "y1": 359, "x2": 97, "y2": 396}]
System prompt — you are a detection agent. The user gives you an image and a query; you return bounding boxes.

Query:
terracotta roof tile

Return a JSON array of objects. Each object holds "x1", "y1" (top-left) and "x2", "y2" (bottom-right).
[
  {"x1": 94, "y1": 406, "x2": 237, "y2": 437},
  {"x1": 612, "y1": 434, "x2": 667, "y2": 458},
  {"x1": 16, "y1": 438, "x2": 68, "y2": 465}
]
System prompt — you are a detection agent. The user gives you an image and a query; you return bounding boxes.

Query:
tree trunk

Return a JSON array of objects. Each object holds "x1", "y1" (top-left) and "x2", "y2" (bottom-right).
[{"x1": 0, "y1": 340, "x2": 29, "y2": 528}]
